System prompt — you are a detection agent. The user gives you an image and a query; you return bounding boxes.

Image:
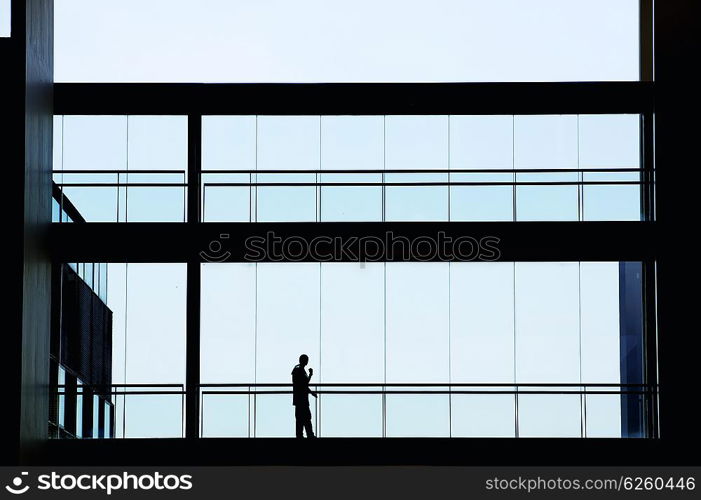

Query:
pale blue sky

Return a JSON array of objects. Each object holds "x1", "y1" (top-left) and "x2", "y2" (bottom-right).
[{"x1": 54, "y1": 0, "x2": 639, "y2": 82}]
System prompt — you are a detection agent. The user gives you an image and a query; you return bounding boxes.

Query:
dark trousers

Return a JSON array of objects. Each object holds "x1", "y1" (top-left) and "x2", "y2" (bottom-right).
[{"x1": 295, "y1": 405, "x2": 315, "y2": 438}]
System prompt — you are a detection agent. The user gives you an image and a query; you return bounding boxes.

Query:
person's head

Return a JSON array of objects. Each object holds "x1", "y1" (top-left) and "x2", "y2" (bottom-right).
[{"x1": 299, "y1": 354, "x2": 309, "y2": 367}]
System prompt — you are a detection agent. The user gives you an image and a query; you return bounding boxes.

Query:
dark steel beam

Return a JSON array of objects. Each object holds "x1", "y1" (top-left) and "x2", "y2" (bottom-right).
[
  {"x1": 48, "y1": 222, "x2": 658, "y2": 263},
  {"x1": 54, "y1": 82, "x2": 654, "y2": 116}
]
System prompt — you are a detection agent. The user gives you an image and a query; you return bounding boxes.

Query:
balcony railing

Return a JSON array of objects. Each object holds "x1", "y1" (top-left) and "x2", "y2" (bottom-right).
[
  {"x1": 53, "y1": 383, "x2": 656, "y2": 439},
  {"x1": 52, "y1": 168, "x2": 647, "y2": 223}
]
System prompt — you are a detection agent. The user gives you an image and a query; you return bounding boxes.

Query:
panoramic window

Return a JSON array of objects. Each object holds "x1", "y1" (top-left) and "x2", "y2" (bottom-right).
[
  {"x1": 53, "y1": 115, "x2": 188, "y2": 222},
  {"x1": 55, "y1": 113, "x2": 643, "y2": 223},
  {"x1": 199, "y1": 261, "x2": 646, "y2": 438},
  {"x1": 54, "y1": 0, "x2": 639, "y2": 82}
]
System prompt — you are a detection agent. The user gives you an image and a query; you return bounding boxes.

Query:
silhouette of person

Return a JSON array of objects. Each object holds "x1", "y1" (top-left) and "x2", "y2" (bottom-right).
[{"x1": 291, "y1": 354, "x2": 317, "y2": 438}]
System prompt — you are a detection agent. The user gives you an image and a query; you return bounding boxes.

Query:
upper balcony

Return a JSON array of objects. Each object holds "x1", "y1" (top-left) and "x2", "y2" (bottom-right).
[{"x1": 52, "y1": 107, "x2": 653, "y2": 224}]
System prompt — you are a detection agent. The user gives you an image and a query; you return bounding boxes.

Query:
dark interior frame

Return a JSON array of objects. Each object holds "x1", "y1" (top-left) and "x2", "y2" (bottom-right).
[{"x1": 7, "y1": 0, "x2": 699, "y2": 465}]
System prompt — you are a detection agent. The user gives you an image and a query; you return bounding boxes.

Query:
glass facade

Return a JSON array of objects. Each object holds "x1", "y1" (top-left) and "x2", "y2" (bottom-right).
[
  {"x1": 53, "y1": 114, "x2": 643, "y2": 223},
  {"x1": 199, "y1": 261, "x2": 642, "y2": 438},
  {"x1": 202, "y1": 114, "x2": 642, "y2": 223},
  {"x1": 53, "y1": 115, "x2": 187, "y2": 222},
  {"x1": 108, "y1": 264, "x2": 187, "y2": 438}
]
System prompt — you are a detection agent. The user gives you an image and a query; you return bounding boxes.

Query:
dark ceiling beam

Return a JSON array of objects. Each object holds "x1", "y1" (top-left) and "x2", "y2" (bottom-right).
[
  {"x1": 49, "y1": 221, "x2": 658, "y2": 263},
  {"x1": 54, "y1": 82, "x2": 653, "y2": 116}
]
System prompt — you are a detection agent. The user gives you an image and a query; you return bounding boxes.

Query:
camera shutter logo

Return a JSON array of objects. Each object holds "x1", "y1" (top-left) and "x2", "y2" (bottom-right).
[{"x1": 5, "y1": 472, "x2": 29, "y2": 495}]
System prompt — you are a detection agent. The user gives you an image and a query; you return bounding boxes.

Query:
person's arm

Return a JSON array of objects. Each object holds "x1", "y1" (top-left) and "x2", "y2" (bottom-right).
[{"x1": 307, "y1": 368, "x2": 317, "y2": 398}]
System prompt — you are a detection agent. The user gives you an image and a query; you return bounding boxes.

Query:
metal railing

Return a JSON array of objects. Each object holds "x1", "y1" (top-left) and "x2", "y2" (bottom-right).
[
  {"x1": 52, "y1": 382, "x2": 656, "y2": 439},
  {"x1": 50, "y1": 167, "x2": 648, "y2": 222},
  {"x1": 52, "y1": 170, "x2": 187, "y2": 222},
  {"x1": 199, "y1": 383, "x2": 654, "y2": 439}
]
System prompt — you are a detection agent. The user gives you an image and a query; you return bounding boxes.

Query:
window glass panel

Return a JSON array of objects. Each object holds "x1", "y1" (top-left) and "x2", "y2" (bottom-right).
[
  {"x1": 76, "y1": 382, "x2": 83, "y2": 438},
  {"x1": 518, "y1": 394, "x2": 582, "y2": 437},
  {"x1": 58, "y1": 367, "x2": 66, "y2": 428},
  {"x1": 256, "y1": 116, "x2": 319, "y2": 221},
  {"x1": 202, "y1": 116, "x2": 256, "y2": 221},
  {"x1": 580, "y1": 114, "x2": 641, "y2": 221},
  {"x1": 320, "y1": 184, "x2": 383, "y2": 222},
  {"x1": 585, "y1": 394, "x2": 622, "y2": 438},
  {"x1": 386, "y1": 263, "x2": 449, "y2": 383},
  {"x1": 514, "y1": 115, "x2": 579, "y2": 221},
  {"x1": 201, "y1": 263, "x2": 256, "y2": 384},
  {"x1": 201, "y1": 392, "x2": 250, "y2": 438},
  {"x1": 320, "y1": 263, "x2": 384, "y2": 383},
  {"x1": 107, "y1": 264, "x2": 186, "y2": 438},
  {"x1": 125, "y1": 186, "x2": 185, "y2": 222},
  {"x1": 320, "y1": 390, "x2": 383, "y2": 437},
  {"x1": 583, "y1": 185, "x2": 641, "y2": 222},
  {"x1": 256, "y1": 263, "x2": 320, "y2": 383},
  {"x1": 202, "y1": 182, "x2": 251, "y2": 222},
  {"x1": 450, "y1": 115, "x2": 514, "y2": 169},
  {"x1": 92, "y1": 394, "x2": 100, "y2": 438},
  {"x1": 122, "y1": 264, "x2": 186, "y2": 385},
  {"x1": 515, "y1": 115, "x2": 578, "y2": 169},
  {"x1": 580, "y1": 262, "x2": 621, "y2": 384},
  {"x1": 125, "y1": 116, "x2": 187, "y2": 222},
  {"x1": 322, "y1": 116, "x2": 383, "y2": 171},
  {"x1": 515, "y1": 182, "x2": 579, "y2": 221},
  {"x1": 123, "y1": 393, "x2": 183, "y2": 438},
  {"x1": 385, "y1": 115, "x2": 448, "y2": 171},
  {"x1": 385, "y1": 116, "x2": 448, "y2": 221},
  {"x1": 386, "y1": 393, "x2": 450, "y2": 437},
  {"x1": 127, "y1": 115, "x2": 187, "y2": 171},
  {"x1": 450, "y1": 263, "x2": 514, "y2": 383},
  {"x1": 104, "y1": 401, "x2": 111, "y2": 438},
  {"x1": 515, "y1": 262, "x2": 580, "y2": 383},
  {"x1": 63, "y1": 116, "x2": 127, "y2": 171},
  {"x1": 202, "y1": 116, "x2": 256, "y2": 171},
  {"x1": 450, "y1": 174, "x2": 514, "y2": 221},
  {"x1": 320, "y1": 116, "x2": 383, "y2": 221},
  {"x1": 451, "y1": 394, "x2": 516, "y2": 437}
]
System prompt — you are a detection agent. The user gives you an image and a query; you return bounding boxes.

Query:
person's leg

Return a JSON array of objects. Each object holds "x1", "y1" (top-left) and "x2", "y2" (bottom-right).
[
  {"x1": 295, "y1": 407, "x2": 304, "y2": 438},
  {"x1": 303, "y1": 407, "x2": 315, "y2": 438}
]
